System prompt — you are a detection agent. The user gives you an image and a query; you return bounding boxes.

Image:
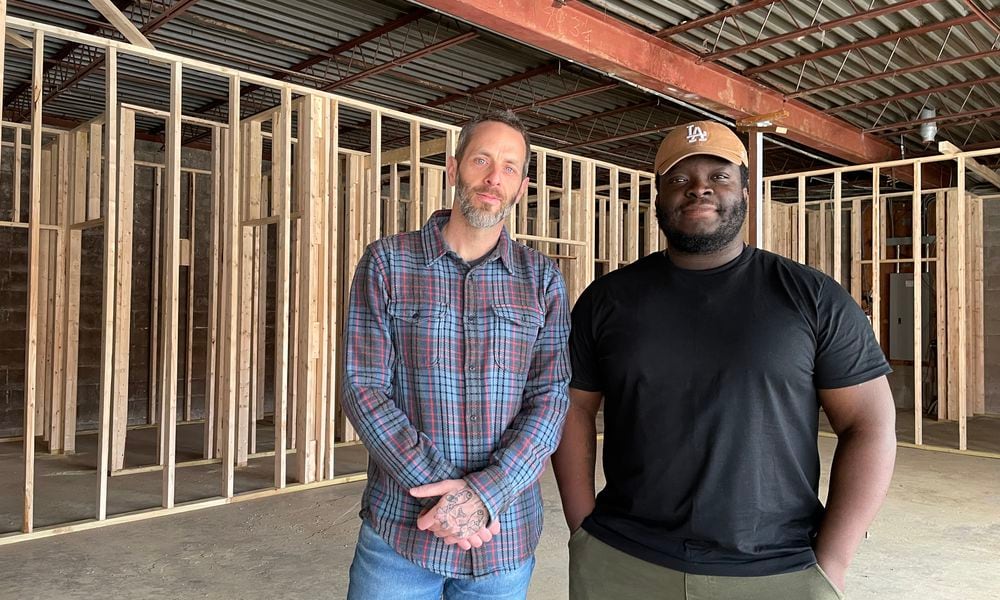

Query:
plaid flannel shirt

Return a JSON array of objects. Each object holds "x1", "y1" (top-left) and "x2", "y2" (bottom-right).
[{"x1": 343, "y1": 210, "x2": 571, "y2": 578}]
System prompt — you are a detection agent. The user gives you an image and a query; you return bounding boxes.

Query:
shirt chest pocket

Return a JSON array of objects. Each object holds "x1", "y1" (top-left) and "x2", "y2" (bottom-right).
[
  {"x1": 490, "y1": 304, "x2": 544, "y2": 373},
  {"x1": 388, "y1": 301, "x2": 448, "y2": 369}
]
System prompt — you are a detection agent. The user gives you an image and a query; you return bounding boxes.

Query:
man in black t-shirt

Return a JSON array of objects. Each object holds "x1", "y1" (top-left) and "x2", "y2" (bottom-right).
[{"x1": 552, "y1": 121, "x2": 896, "y2": 599}]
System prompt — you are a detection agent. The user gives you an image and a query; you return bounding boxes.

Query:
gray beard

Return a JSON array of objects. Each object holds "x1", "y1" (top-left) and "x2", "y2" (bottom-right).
[
  {"x1": 456, "y1": 183, "x2": 515, "y2": 229},
  {"x1": 656, "y1": 198, "x2": 747, "y2": 254}
]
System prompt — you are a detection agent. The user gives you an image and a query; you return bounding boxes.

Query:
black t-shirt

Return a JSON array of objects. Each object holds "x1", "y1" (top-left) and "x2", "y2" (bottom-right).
[{"x1": 570, "y1": 245, "x2": 890, "y2": 577}]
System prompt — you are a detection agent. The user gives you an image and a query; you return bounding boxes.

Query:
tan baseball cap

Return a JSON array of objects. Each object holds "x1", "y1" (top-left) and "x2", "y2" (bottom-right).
[{"x1": 655, "y1": 120, "x2": 748, "y2": 175}]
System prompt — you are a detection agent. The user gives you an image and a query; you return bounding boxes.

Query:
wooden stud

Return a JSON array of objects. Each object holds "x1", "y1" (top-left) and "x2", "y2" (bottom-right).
[
  {"x1": 160, "y1": 61, "x2": 183, "y2": 509},
  {"x1": 185, "y1": 174, "x2": 196, "y2": 423},
  {"x1": 871, "y1": 169, "x2": 881, "y2": 345},
  {"x1": 445, "y1": 130, "x2": 457, "y2": 210},
  {"x1": 88, "y1": 122, "x2": 102, "y2": 221},
  {"x1": 833, "y1": 173, "x2": 843, "y2": 285},
  {"x1": 110, "y1": 108, "x2": 136, "y2": 472},
  {"x1": 272, "y1": 88, "x2": 292, "y2": 487},
  {"x1": 409, "y1": 120, "x2": 421, "y2": 231},
  {"x1": 149, "y1": 167, "x2": 161, "y2": 428},
  {"x1": 955, "y1": 160, "x2": 966, "y2": 450},
  {"x1": 49, "y1": 133, "x2": 70, "y2": 453},
  {"x1": 13, "y1": 126, "x2": 22, "y2": 222},
  {"x1": 314, "y1": 100, "x2": 333, "y2": 479},
  {"x1": 935, "y1": 191, "x2": 947, "y2": 423},
  {"x1": 23, "y1": 30, "x2": 45, "y2": 532},
  {"x1": 296, "y1": 94, "x2": 327, "y2": 484},
  {"x1": 818, "y1": 200, "x2": 827, "y2": 274},
  {"x1": 289, "y1": 217, "x2": 300, "y2": 450},
  {"x1": 627, "y1": 172, "x2": 639, "y2": 263},
  {"x1": 912, "y1": 167, "x2": 922, "y2": 446},
  {"x1": 560, "y1": 157, "x2": 573, "y2": 288},
  {"x1": 536, "y1": 150, "x2": 548, "y2": 256},
  {"x1": 585, "y1": 164, "x2": 597, "y2": 295},
  {"x1": 254, "y1": 208, "x2": 267, "y2": 453},
  {"x1": 38, "y1": 147, "x2": 51, "y2": 441},
  {"x1": 608, "y1": 168, "x2": 620, "y2": 272},
  {"x1": 645, "y1": 180, "x2": 658, "y2": 259},
  {"x1": 797, "y1": 175, "x2": 806, "y2": 264},
  {"x1": 945, "y1": 191, "x2": 961, "y2": 425},
  {"x1": 62, "y1": 129, "x2": 86, "y2": 455},
  {"x1": 329, "y1": 100, "x2": 353, "y2": 450},
  {"x1": 388, "y1": 162, "x2": 399, "y2": 236},
  {"x1": 762, "y1": 180, "x2": 771, "y2": 252},
  {"x1": 222, "y1": 82, "x2": 243, "y2": 497},
  {"x1": 204, "y1": 127, "x2": 221, "y2": 459},
  {"x1": 95, "y1": 45, "x2": 117, "y2": 521},
  {"x1": 851, "y1": 193, "x2": 862, "y2": 304},
  {"x1": 237, "y1": 119, "x2": 262, "y2": 465}
]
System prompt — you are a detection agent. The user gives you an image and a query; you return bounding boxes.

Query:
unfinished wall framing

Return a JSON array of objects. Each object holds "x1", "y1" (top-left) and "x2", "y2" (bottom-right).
[
  {"x1": 1, "y1": 14, "x2": 995, "y2": 546},
  {"x1": 762, "y1": 150, "x2": 997, "y2": 453},
  {"x1": 0, "y1": 17, "x2": 662, "y2": 542}
]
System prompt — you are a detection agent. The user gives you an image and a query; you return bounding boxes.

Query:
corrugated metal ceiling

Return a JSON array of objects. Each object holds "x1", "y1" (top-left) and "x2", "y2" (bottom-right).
[{"x1": 3, "y1": 0, "x2": 997, "y2": 179}]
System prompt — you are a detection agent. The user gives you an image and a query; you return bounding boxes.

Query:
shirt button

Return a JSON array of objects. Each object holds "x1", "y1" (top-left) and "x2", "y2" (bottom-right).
[
  {"x1": 467, "y1": 364, "x2": 477, "y2": 371},
  {"x1": 470, "y1": 415, "x2": 478, "y2": 422}
]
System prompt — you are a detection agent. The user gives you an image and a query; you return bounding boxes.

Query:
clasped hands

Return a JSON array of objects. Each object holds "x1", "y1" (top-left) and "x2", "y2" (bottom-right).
[{"x1": 410, "y1": 479, "x2": 501, "y2": 551}]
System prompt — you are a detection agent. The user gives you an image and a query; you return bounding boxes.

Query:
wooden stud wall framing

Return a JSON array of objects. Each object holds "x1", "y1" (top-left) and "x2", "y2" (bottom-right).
[
  {"x1": 764, "y1": 150, "x2": 997, "y2": 452},
  {"x1": 3, "y1": 17, "x2": 996, "y2": 547}
]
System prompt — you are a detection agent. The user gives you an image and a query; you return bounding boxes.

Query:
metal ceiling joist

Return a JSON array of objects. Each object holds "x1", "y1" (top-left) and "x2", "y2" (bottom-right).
[
  {"x1": 742, "y1": 14, "x2": 985, "y2": 76},
  {"x1": 510, "y1": 82, "x2": 618, "y2": 114},
  {"x1": 866, "y1": 106, "x2": 1000, "y2": 135},
  {"x1": 3, "y1": 0, "x2": 135, "y2": 113},
  {"x1": 530, "y1": 99, "x2": 658, "y2": 134},
  {"x1": 656, "y1": 0, "x2": 777, "y2": 38},
  {"x1": 8, "y1": 0, "x2": 201, "y2": 117},
  {"x1": 184, "y1": 7, "x2": 434, "y2": 119},
  {"x1": 787, "y1": 48, "x2": 1000, "y2": 100},
  {"x1": 321, "y1": 30, "x2": 478, "y2": 92},
  {"x1": 412, "y1": 63, "x2": 558, "y2": 113},
  {"x1": 962, "y1": 0, "x2": 1000, "y2": 35},
  {"x1": 558, "y1": 122, "x2": 676, "y2": 150},
  {"x1": 703, "y1": 0, "x2": 937, "y2": 63},
  {"x1": 415, "y1": 0, "x2": 900, "y2": 165},
  {"x1": 832, "y1": 73, "x2": 1000, "y2": 114}
]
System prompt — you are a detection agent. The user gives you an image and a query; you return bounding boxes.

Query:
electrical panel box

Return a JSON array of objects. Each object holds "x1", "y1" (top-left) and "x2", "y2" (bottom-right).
[{"x1": 888, "y1": 272, "x2": 933, "y2": 361}]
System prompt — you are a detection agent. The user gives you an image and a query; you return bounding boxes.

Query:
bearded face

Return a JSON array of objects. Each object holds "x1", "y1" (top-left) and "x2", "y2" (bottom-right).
[
  {"x1": 655, "y1": 156, "x2": 748, "y2": 254},
  {"x1": 454, "y1": 171, "x2": 518, "y2": 229}
]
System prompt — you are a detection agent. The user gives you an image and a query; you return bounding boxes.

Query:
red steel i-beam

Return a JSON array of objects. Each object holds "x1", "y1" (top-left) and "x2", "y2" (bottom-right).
[{"x1": 413, "y1": 0, "x2": 901, "y2": 166}]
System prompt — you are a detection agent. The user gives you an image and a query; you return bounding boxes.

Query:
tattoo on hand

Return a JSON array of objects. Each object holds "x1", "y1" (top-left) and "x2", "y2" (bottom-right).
[{"x1": 434, "y1": 487, "x2": 487, "y2": 538}]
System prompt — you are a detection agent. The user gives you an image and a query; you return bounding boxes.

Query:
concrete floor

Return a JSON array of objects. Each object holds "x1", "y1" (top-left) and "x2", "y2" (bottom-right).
[{"x1": 3, "y1": 437, "x2": 999, "y2": 600}]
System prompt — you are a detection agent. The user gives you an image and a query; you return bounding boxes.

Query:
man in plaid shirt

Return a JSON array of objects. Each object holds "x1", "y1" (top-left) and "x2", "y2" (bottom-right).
[{"x1": 343, "y1": 110, "x2": 571, "y2": 599}]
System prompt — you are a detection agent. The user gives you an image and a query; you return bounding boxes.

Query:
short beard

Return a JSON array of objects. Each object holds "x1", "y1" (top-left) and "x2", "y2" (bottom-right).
[
  {"x1": 657, "y1": 197, "x2": 747, "y2": 254},
  {"x1": 456, "y1": 175, "x2": 515, "y2": 229}
]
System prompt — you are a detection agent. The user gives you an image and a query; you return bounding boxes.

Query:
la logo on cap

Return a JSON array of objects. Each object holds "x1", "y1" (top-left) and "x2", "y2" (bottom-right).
[{"x1": 686, "y1": 124, "x2": 708, "y2": 143}]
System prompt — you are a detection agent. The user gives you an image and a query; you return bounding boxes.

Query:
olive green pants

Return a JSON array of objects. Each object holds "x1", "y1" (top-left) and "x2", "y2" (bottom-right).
[{"x1": 568, "y1": 528, "x2": 845, "y2": 600}]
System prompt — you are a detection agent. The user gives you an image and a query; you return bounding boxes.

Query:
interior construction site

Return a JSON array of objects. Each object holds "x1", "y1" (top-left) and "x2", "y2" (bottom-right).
[{"x1": 1, "y1": 1, "x2": 998, "y2": 599}]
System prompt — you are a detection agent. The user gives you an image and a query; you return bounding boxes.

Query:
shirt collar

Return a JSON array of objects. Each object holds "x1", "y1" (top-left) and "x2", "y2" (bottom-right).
[{"x1": 421, "y1": 209, "x2": 514, "y2": 274}]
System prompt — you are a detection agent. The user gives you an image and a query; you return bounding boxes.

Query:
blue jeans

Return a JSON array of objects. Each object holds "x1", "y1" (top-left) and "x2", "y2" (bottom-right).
[{"x1": 346, "y1": 522, "x2": 535, "y2": 600}]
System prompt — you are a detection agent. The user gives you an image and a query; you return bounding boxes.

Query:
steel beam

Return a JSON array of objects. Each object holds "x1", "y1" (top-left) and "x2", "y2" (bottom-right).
[{"x1": 415, "y1": 0, "x2": 900, "y2": 164}]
